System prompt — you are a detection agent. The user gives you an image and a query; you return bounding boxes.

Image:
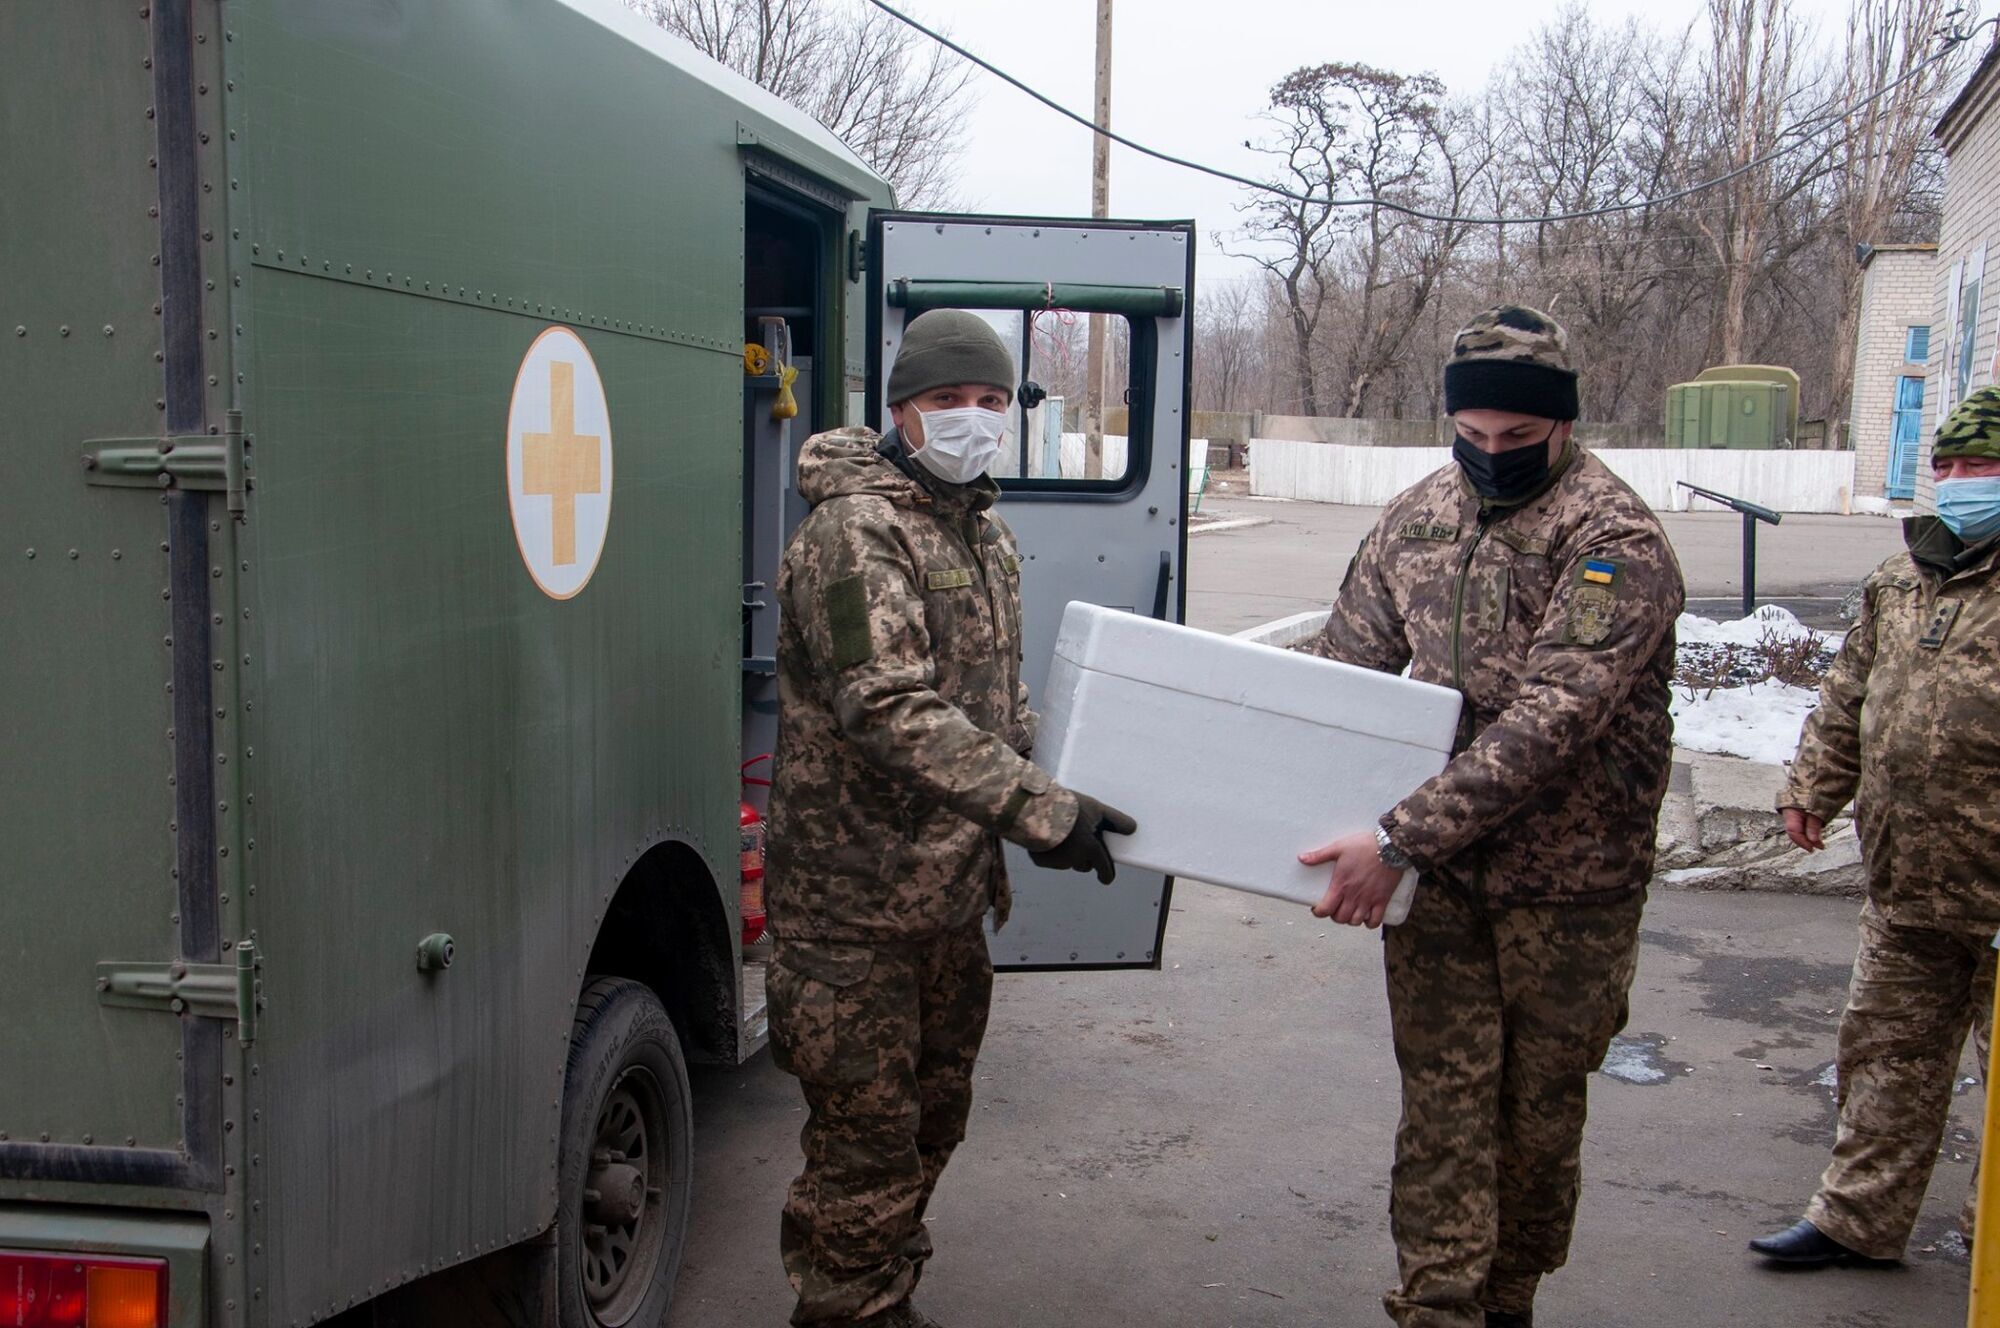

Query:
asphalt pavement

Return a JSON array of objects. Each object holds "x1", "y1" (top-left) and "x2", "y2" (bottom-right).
[
  {"x1": 668, "y1": 486, "x2": 1974, "y2": 1328},
  {"x1": 1187, "y1": 479, "x2": 1908, "y2": 633},
  {"x1": 671, "y1": 886, "x2": 1977, "y2": 1328}
]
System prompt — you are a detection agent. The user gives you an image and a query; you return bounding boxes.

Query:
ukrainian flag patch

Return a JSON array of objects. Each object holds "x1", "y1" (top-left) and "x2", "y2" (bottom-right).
[{"x1": 1582, "y1": 558, "x2": 1618, "y2": 585}]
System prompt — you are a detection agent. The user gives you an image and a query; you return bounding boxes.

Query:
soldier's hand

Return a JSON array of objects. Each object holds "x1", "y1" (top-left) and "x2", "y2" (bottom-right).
[
  {"x1": 1783, "y1": 808, "x2": 1825, "y2": 853},
  {"x1": 1301, "y1": 831, "x2": 1403, "y2": 928},
  {"x1": 1029, "y1": 792, "x2": 1137, "y2": 884}
]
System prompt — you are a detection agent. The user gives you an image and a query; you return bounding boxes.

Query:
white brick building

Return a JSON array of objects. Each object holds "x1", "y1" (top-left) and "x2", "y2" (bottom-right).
[
  {"x1": 1927, "y1": 40, "x2": 2000, "y2": 511},
  {"x1": 1849, "y1": 244, "x2": 1936, "y2": 502}
]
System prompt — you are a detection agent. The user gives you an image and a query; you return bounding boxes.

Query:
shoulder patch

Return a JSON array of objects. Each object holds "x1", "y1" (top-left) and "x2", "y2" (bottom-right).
[
  {"x1": 826, "y1": 575, "x2": 872, "y2": 670},
  {"x1": 1918, "y1": 598, "x2": 1962, "y2": 650},
  {"x1": 925, "y1": 568, "x2": 975, "y2": 591},
  {"x1": 1398, "y1": 520, "x2": 1461, "y2": 543},
  {"x1": 1001, "y1": 553, "x2": 1022, "y2": 576},
  {"x1": 1565, "y1": 583, "x2": 1618, "y2": 647}
]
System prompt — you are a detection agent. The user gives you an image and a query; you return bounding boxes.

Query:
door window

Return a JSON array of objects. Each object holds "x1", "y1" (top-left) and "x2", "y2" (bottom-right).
[
  {"x1": 912, "y1": 308, "x2": 1140, "y2": 488},
  {"x1": 1889, "y1": 375, "x2": 1925, "y2": 500}
]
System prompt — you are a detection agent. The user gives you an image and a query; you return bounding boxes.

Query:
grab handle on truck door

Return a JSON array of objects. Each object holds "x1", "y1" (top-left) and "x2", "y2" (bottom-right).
[{"x1": 1151, "y1": 551, "x2": 1172, "y2": 621}]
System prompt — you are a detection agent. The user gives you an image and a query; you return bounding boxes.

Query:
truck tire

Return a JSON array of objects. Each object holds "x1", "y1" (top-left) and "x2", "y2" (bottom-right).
[{"x1": 558, "y1": 977, "x2": 694, "y2": 1328}]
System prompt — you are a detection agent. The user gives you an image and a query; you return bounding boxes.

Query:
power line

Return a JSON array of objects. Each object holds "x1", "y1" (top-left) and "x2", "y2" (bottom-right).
[{"x1": 866, "y1": 0, "x2": 1992, "y2": 228}]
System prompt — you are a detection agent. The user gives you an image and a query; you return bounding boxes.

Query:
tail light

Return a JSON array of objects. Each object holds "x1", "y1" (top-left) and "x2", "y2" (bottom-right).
[
  {"x1": 0, "y1": 1250, "x2": 167, "y2": 1328},
  {"x1": 739, "y1": 799, "x2": 767, "y2": 947}
]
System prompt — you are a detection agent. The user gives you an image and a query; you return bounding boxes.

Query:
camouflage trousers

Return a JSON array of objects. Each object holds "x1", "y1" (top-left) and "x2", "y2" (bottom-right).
[
  {"x1": 769, "y1": 921, "x2": 993, "y2": 1326},
  {"x1": 1805, "y1": 902, "x2": 1995, "y2": 1259},
  {"x1": 1381, "y1": 880, "x2": 1644, "y2": 1328}
]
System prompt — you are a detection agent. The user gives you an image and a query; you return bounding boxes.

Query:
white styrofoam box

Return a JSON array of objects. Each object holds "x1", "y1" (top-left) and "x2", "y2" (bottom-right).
[{"x1": 1037, "y1": 602, "x2": 1463, "y2": 923}]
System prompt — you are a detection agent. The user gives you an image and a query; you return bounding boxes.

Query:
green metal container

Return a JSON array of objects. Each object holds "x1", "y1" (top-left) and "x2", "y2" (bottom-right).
[{"x1": 1663, "y1": 364, "x2": 1801, "y2": 449}]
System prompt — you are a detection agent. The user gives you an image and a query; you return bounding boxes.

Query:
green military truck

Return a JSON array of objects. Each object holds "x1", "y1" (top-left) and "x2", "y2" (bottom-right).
[{"x1": 2, "y1": 3, "x2": 1194, "y2": 1325}]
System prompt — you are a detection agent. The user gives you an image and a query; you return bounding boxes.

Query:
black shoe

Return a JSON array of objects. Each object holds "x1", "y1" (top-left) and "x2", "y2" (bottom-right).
[
  {"x1": 1485, "y1": 1313, "x2": 1533, "y2": 1328},
  {"x1": 1747, "y1": 1218, "x2": 1892, "y2": 1266}
]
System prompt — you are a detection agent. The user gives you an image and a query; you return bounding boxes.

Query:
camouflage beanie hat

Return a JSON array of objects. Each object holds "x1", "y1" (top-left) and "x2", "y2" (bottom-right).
[
  {"x1": 1443, "y1": 305, "x2": 1579, "y2": 421},
  {"x1": 1934, "y1": 383, "x2": 2000, "y2": 461},
  {"x1": 886, "y1": 310, "x2": 1016, "y2": 406}
]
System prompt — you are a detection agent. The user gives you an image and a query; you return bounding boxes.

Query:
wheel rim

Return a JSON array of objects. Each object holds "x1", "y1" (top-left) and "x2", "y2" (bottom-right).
[{"x1": 578, "y1": 1067, "x2": 672, "y2": 1325}]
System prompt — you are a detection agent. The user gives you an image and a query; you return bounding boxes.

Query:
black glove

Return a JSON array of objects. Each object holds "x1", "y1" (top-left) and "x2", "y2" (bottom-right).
[{"x1": 1029, "y1": 792, "x2": 1137, "y2": 884}]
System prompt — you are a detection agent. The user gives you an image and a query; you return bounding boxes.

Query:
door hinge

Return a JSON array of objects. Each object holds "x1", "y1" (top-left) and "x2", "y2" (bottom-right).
[
  {"x1": 83, "y1": 409, "x2": 249, "y2": 516},
  {"x1": 97, "y1": 940, "x2": 260, "y2": 1045}
]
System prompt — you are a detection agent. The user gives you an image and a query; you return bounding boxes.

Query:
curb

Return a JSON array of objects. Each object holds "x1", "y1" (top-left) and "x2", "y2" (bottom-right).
[{"x1": 1190, "y1": 516, "x2": 1274, "y2": 536}]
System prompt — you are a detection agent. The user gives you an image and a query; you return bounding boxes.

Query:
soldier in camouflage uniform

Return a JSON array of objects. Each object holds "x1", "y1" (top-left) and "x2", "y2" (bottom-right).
[
  {"x1": 765, "y1": 309, "x2": 1135, "y2": 1328},
  {"x1": 1749, "y1": 385, "x2": 2000, "y2": 1268},
  {"x1": 1298, "y1": 307, "x2": 1685, "y2": 1328}
]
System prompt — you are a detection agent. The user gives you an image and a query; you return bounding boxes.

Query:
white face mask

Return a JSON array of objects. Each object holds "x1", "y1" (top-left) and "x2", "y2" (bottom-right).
[{"x1": 910, "y1": 405, "x2": 1008, "y2": 485}]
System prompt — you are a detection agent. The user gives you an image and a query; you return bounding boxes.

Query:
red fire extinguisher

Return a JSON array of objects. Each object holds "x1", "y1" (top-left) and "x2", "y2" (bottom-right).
[{"x1": 740, "y1": 755, "x2": 772, "y2": 947}]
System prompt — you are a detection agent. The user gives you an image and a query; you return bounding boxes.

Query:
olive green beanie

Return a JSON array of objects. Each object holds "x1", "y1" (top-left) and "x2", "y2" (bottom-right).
[
  {"x1": 1935, "y1": 384, "x2": 2000, "y2": 461},
  {"x1": 886, "y1": 310, "x2": 1015, "y2": 406}
]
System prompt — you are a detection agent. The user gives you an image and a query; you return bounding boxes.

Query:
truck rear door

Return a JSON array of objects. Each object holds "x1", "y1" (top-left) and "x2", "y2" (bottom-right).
[
  {"x1": 866, "y1": 212, "x2": 1194, "y2": 970},
  {"x1": 1, "y1": 1, "x2": 233, "y2": 1191}
]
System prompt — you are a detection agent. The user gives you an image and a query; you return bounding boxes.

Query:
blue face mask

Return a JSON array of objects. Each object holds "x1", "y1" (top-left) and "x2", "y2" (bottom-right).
[{"x1": 1936, "y1": 475, "x2": 2000, "y2": 544}]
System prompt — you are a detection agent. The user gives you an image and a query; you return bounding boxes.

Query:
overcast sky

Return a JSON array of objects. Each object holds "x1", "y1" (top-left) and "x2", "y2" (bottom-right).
[{"x1": 905, "y1": 0, "x2": 1883, "y2": 286}]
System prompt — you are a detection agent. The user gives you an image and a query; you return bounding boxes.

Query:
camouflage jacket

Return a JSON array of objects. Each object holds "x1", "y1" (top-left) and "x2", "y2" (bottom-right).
[
  {"x1": 765, "y1": 427, "x2": 1080, "y2": 942},
  {"x1": 1304, "y1": 444, "x2": 1684, "y2": 907},
  {"x1": 1781, "y1": 519, "x2": 2000, "y2": 935}
]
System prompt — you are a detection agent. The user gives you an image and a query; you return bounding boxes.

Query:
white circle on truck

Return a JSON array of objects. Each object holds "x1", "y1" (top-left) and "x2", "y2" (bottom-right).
[{"x1": 506, "y1": 325, "x2": 614, "y2": 600}]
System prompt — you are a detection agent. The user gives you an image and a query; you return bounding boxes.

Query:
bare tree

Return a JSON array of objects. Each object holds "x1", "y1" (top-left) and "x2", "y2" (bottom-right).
[
  {"x1": 1209, "y1": 0, "x2": 1956, "y2": 434},
  {"x1": 1822, "y1": 0, "x2": 1961, "y2": 438},
  {"x1": 1688, "y1": 0, "x2": 1834, "y2": 365},
  {"x1": 1193, "y1": 279, "x2": 1272, "y2": 414},
  {"x1": 1229, "y1": 72, "x2": 1347, "y2": 415},
  {"x1": 1232, "y1": 63, "x2": 1476, "y2": 417},
  {"x1": 628, "y1": 0, "x2": 974, "y2": 208},
  {"x1": 1328, "y1": 76, "x2": 1484, "y2": 417},
  {"x1": 1494, "y1": 6, "x2": 1694, "y2": 417}
]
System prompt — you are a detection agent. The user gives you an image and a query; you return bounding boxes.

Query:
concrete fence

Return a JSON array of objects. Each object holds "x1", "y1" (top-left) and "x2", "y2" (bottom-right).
[
  {"x1": 1249, "y1": 440, "x2": 1859, "y2": 513},
  {"x1": 1253, "y1": 415, "x2": 1661, "y2": 449}
]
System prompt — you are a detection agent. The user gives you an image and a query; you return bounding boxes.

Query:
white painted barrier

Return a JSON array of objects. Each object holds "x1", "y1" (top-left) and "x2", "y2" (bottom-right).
[
  {"x1": 1045, "y1": 433, "x2": 1209, "y2": 493},
  {"x1": 1248, "y1": 439, "x2": 1858, "y2": 513}
]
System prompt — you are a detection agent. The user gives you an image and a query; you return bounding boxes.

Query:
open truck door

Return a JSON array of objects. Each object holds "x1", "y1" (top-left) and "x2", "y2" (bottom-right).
[{"x1": 866, "y1": 212, "x2": 1195, "y2": 971}]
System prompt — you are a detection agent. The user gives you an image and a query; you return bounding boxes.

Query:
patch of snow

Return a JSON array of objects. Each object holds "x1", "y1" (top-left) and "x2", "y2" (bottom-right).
[
  {"x1": 1600, "y1": 1038, "x2": 1668, "y2": 1084},
  {"x1": 1671, "y1": 680, "x2": 1819, "y2": 765},
  {"x1": 1677, "y1": 604, "x2": 1820, "y2": 647}
]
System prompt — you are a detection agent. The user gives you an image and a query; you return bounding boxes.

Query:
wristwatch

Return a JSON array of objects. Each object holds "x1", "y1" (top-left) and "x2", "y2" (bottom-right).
[{"x1": 1374, "y1": 824, "x2": 1412, "y2": 871}]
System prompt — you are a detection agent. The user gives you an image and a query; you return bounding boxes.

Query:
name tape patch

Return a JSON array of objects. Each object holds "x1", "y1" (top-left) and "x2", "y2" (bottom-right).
[
  {"x1": 1399, "y1": 521, "x2": 1461, "y2": 543},
  {"x1": 926, "y1": 568, "x2": 975, "y2": 591}
]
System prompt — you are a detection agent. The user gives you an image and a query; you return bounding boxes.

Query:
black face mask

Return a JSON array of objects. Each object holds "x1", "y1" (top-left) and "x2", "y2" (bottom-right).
[{"x1": 1453, "y1": 426, "x2": 1557, "y2": 501}]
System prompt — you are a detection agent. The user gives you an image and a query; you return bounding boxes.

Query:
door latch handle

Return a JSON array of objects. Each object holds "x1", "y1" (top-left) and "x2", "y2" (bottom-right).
[
  {"x1": 1151, "y1": 551, "x2": 1172, "y2": 620},
  {"x1": 83, "y1": 410, "x2": 248, "y2": 516}
]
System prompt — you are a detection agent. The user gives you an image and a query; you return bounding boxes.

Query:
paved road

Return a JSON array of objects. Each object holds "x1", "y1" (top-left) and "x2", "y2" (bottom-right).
[
  {"x1": 671, "y1": 886, "x2": 1977, "y2": 1327},
  {"x1": 666, "y1": 483, "x2": 1971, "y2": 1327},
  {"x1": 1188, "y1": 482, "x2": 1908, "y2": 633}
]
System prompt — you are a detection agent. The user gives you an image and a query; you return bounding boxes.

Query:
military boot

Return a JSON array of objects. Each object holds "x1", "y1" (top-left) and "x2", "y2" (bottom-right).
[{"x1": 1485, "y1": 1312, "x2": 1533, "y2": 1328}]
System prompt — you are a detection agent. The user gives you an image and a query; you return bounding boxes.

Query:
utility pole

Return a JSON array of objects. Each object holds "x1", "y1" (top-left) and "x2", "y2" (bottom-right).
[{"x1": 1083, "y1": 0, "x2": 1112, "y2": 479}]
